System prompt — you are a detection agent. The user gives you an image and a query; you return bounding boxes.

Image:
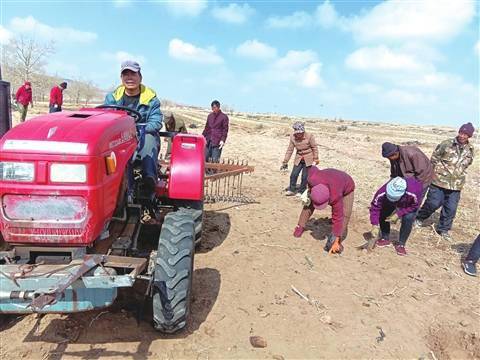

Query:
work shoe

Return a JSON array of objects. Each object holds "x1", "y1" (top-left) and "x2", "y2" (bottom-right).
[
  {"x1": 414, "y1": 219, "x2": 423, "y2": 228},
  {"x1": 285, "y1": 190, "x2": 296, "y2": 196},
  {"x1": 376, "y1": 239, "x2": 392, "y2": 247},
  {"x1": 462, "y1": 261, "x2": 477, "y2": 277},
  {"x1": 293, "y1": 225, "x2": 304, "y2": 238},
  {"x1": 436, "y1": 230, "x2": 453, "y2": 242},
  {"x1": 394, "y1": 245, "x2": 407, "y2": 256}
]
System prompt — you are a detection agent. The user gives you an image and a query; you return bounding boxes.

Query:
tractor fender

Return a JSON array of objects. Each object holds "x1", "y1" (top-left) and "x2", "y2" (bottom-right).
[{"x1": 168, "y1": 134, "x2": 205, "y2": 201}]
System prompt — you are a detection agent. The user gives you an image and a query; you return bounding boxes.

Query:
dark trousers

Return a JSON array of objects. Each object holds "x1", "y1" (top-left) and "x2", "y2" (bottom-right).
[
  {"x1": 380, "y1": 200, "x2": 415, "y2": 246},
  {"x1": 49, "y1": 105, "x2": 62, "y2": 113},
  {"x1": 205, "y1": 142, "x2": 222, "y2": 163},
  {"x1": 417, "y1": 184, "x2": 461, "y2": 233},
  {"x1": 466, "y1": 234, "x2": 480, "y2": 264},
  {"x1": 289, "y1": 160, "x2": 309, "y2": 193},
  {"x1": 128, "y1": 133, "x2": 160, "y2": 191}
]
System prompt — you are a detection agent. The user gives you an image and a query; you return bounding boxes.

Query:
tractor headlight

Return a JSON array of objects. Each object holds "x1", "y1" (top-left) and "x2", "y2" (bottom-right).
[
  {"x1": 50, "y1": 163, "x2": 87, "y2": 183},
  {"x1": 0, "y1": 162, "x2": 35, "y2": 182}
]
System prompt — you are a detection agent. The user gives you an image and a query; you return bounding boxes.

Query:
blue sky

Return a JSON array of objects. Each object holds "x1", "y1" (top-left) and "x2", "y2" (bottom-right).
[{"x1": 0, "y1": 0, "x2": 478, "y2": 126}]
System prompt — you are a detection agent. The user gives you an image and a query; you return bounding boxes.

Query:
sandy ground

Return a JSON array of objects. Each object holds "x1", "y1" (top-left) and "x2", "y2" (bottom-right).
[{"x1": 1, "y1": 105, "x2": 479, "y2": 359}]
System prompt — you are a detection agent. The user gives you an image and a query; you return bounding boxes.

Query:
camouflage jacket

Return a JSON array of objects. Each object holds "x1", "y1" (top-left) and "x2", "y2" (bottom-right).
[{"x1": 431, "y1": 138, "x2": 474, "y2": 191}]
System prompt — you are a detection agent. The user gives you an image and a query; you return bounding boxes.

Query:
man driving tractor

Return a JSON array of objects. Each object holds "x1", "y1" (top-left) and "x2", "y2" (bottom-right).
[{"x1": 104, "y1": 60, "x2": 163, "y2": 195}]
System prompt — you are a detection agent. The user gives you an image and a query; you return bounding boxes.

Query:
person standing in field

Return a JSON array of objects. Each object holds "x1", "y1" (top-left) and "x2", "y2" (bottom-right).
[
  {"x1": 49, "y1": 81, "x2": 67, "y2": 113},
  {"x1": 203, "y1": 100, "x2": 229, "y2": 163},
  {"x1": 381, "y1": 141, "x2": 433, "y2": 198},
  {"x1": 15, "y1": 81, "x2": 33, "y2": 122},
  {"x1": 281, "y1": 121, "x2": 319, "y2": 196},
  {"x1": 415, "y1": 123, "x2": 475, "y2": 241}
]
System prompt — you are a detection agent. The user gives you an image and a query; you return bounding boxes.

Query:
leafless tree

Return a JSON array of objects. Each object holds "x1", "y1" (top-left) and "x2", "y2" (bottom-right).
[
  {"x1": 1, "y1": 36, "x2": 102, "y2": 106},
  {"x1": 8, "y1": 36, "x2": 55, "y2": 82},
  {"x1": 66, "y1": 79, "x2": 102, "y2": 106}
]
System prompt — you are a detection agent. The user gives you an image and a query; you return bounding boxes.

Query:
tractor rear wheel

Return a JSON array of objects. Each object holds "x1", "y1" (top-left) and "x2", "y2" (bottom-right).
[{"x1": 152, "y1": 209, "x2": 195, "y2": 333}]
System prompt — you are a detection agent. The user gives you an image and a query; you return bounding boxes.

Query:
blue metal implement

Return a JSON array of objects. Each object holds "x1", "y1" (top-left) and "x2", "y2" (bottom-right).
[{"x1": 0, "y1": 255, "x2": 147, "y2": 313}]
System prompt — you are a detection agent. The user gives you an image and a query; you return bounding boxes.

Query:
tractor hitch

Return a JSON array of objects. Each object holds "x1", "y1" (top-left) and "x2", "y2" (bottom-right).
[{"x1": 0, "y1": 254, "x2": 147, "y2": 313}]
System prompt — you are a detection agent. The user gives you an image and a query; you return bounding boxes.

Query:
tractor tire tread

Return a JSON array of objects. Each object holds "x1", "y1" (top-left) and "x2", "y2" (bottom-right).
[
  {"x1": 178, "y1": 204, "x2": 203, "y2": 246},
  {"x1": 153, "y1": 210, "x2": 195, "y2": 334}
]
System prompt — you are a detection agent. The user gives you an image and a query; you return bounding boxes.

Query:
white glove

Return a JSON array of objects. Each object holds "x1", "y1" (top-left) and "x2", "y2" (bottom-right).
[
  {"x1": 300, "y1": 189, "x2": 311, "y2": 206},
  {"x1": 219, "y1": 141, "x2": 225, "y2": 149},
  {"x1": 54, "y1": 104, "x2": 59, "y2": 108}
]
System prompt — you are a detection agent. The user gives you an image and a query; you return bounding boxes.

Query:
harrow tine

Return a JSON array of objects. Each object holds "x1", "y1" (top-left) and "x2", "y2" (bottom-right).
[
  {"x1": 203, "y1": 157, "x2": 254, "y2": 203},
  {"x1": 240, "y1": 172, "x2": 244, "y2": 196}
]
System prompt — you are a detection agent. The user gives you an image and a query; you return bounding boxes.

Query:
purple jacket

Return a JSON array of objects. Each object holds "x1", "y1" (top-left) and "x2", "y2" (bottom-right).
[
  {"x1": 369, "y1": 177, "x2": 422, "y2": 225},
  {"x1": 202, "y1": 111, "x2": 229, "y2": 146}
]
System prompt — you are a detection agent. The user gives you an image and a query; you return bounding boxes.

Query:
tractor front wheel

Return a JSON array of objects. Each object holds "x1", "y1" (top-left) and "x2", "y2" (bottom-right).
[
  {"x1": 152, "y1": 209, "x2": 195, "y2": 333},
  {"x1": 176, "y1": 200, "x2": 203, "y2": 246}
]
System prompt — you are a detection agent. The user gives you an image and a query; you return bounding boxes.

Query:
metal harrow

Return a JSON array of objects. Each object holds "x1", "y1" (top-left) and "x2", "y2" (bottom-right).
[{"x1": 204, "y1": 158, "x2": 255, "y2": 203}]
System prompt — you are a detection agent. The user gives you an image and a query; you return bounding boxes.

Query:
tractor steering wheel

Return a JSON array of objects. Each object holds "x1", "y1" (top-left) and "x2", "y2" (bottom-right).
[{"x1": 96, "y1": 104, "x2": 143, "y2": 123}]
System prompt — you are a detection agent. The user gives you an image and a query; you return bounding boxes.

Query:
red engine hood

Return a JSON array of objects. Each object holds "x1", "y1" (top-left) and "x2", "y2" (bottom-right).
[{"x1": 0, "y1": 109, "x2": 137, "y2": 156}]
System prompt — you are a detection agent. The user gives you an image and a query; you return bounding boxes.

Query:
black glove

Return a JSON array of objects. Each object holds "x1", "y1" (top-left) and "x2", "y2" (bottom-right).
[{"x1": 280, "y1": 163, "x2": 288, "y2": 171}]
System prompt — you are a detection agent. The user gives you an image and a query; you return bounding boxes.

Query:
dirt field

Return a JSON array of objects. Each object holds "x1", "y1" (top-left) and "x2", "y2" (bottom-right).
[{"x1": 1, "y1": 105, "x2": 479, "y2": 359}]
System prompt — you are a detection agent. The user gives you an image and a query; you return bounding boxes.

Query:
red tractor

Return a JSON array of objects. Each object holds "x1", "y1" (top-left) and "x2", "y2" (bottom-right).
[{"x1": 0, "y1": 105, "x2": 205, "y2": 333}]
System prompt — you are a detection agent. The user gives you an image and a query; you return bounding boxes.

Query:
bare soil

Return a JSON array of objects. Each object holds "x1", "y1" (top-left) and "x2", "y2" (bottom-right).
[{"x1": 1, "y1": 106, "x2": 479, "y2": 359}]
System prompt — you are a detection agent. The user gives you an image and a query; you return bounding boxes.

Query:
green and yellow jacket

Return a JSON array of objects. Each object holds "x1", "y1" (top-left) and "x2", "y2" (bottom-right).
[{"x1": 104, "y1": 84, "x2": 162, "y2": 134}]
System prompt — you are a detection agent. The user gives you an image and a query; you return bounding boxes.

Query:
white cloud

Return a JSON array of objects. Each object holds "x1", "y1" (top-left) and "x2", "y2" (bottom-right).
[
  {"x1": 299, "y1": 63, "x2": 323, "y2": 88},
  {"x1": 0, "y1": 25, "x2": 12, "y2": 45},
  {"x1": 265, "y1": 11, "x2": 312, "y2": 29},
  {"x1": 475, "y1": 41, "x2": 480, "y2": 56},
  {"x1": 269, "y1": 0, "x2": 475, "y2": 44},
  {"x1": 235, "y1": 39, "x2": 277, "y2": 60},
  {"x1": 315, "y1": 0, "x2": 345, "y2": 29},
  {"x1": 345, "y1": 46, "x2": 428, "y2": 72},
  {"x1": 10, "y1": 16, "x2": 97, "y2": 43},
  {"x1": 349, "y1": 0, "x2": 475, "y2": 43},
  {"x1": 168, "y1": 38, "x2": 223, "y2": 64},
  {"x1": 164, "y1": 0, "x2": 207, "y2": 17},
  {"x1": 212, "y1": 3, "x2": 254, "y2": 24},
  {"x1": 274, "y1": 50, "x2": 318, "y2": 71},
  {"x1": 256, "y1": 50, "x2": 324, "y2": 88},
  {"x1": 101, "y1": 51, "x2": 147, "y2": 65},
  {"x1": 396, "y1": 71, "x2": 477, "y2": 93}
]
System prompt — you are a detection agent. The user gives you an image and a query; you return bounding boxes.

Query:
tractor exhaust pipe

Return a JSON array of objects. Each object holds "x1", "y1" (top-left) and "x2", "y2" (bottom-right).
[{"x1": 0, "y1": 64, "x2": 12, "y2": 137}]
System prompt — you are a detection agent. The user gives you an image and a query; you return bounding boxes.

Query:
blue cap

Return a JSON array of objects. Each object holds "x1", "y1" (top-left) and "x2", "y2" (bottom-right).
[{"x1": 386, "y1": 177, "x2": 407, "y2": 202}]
